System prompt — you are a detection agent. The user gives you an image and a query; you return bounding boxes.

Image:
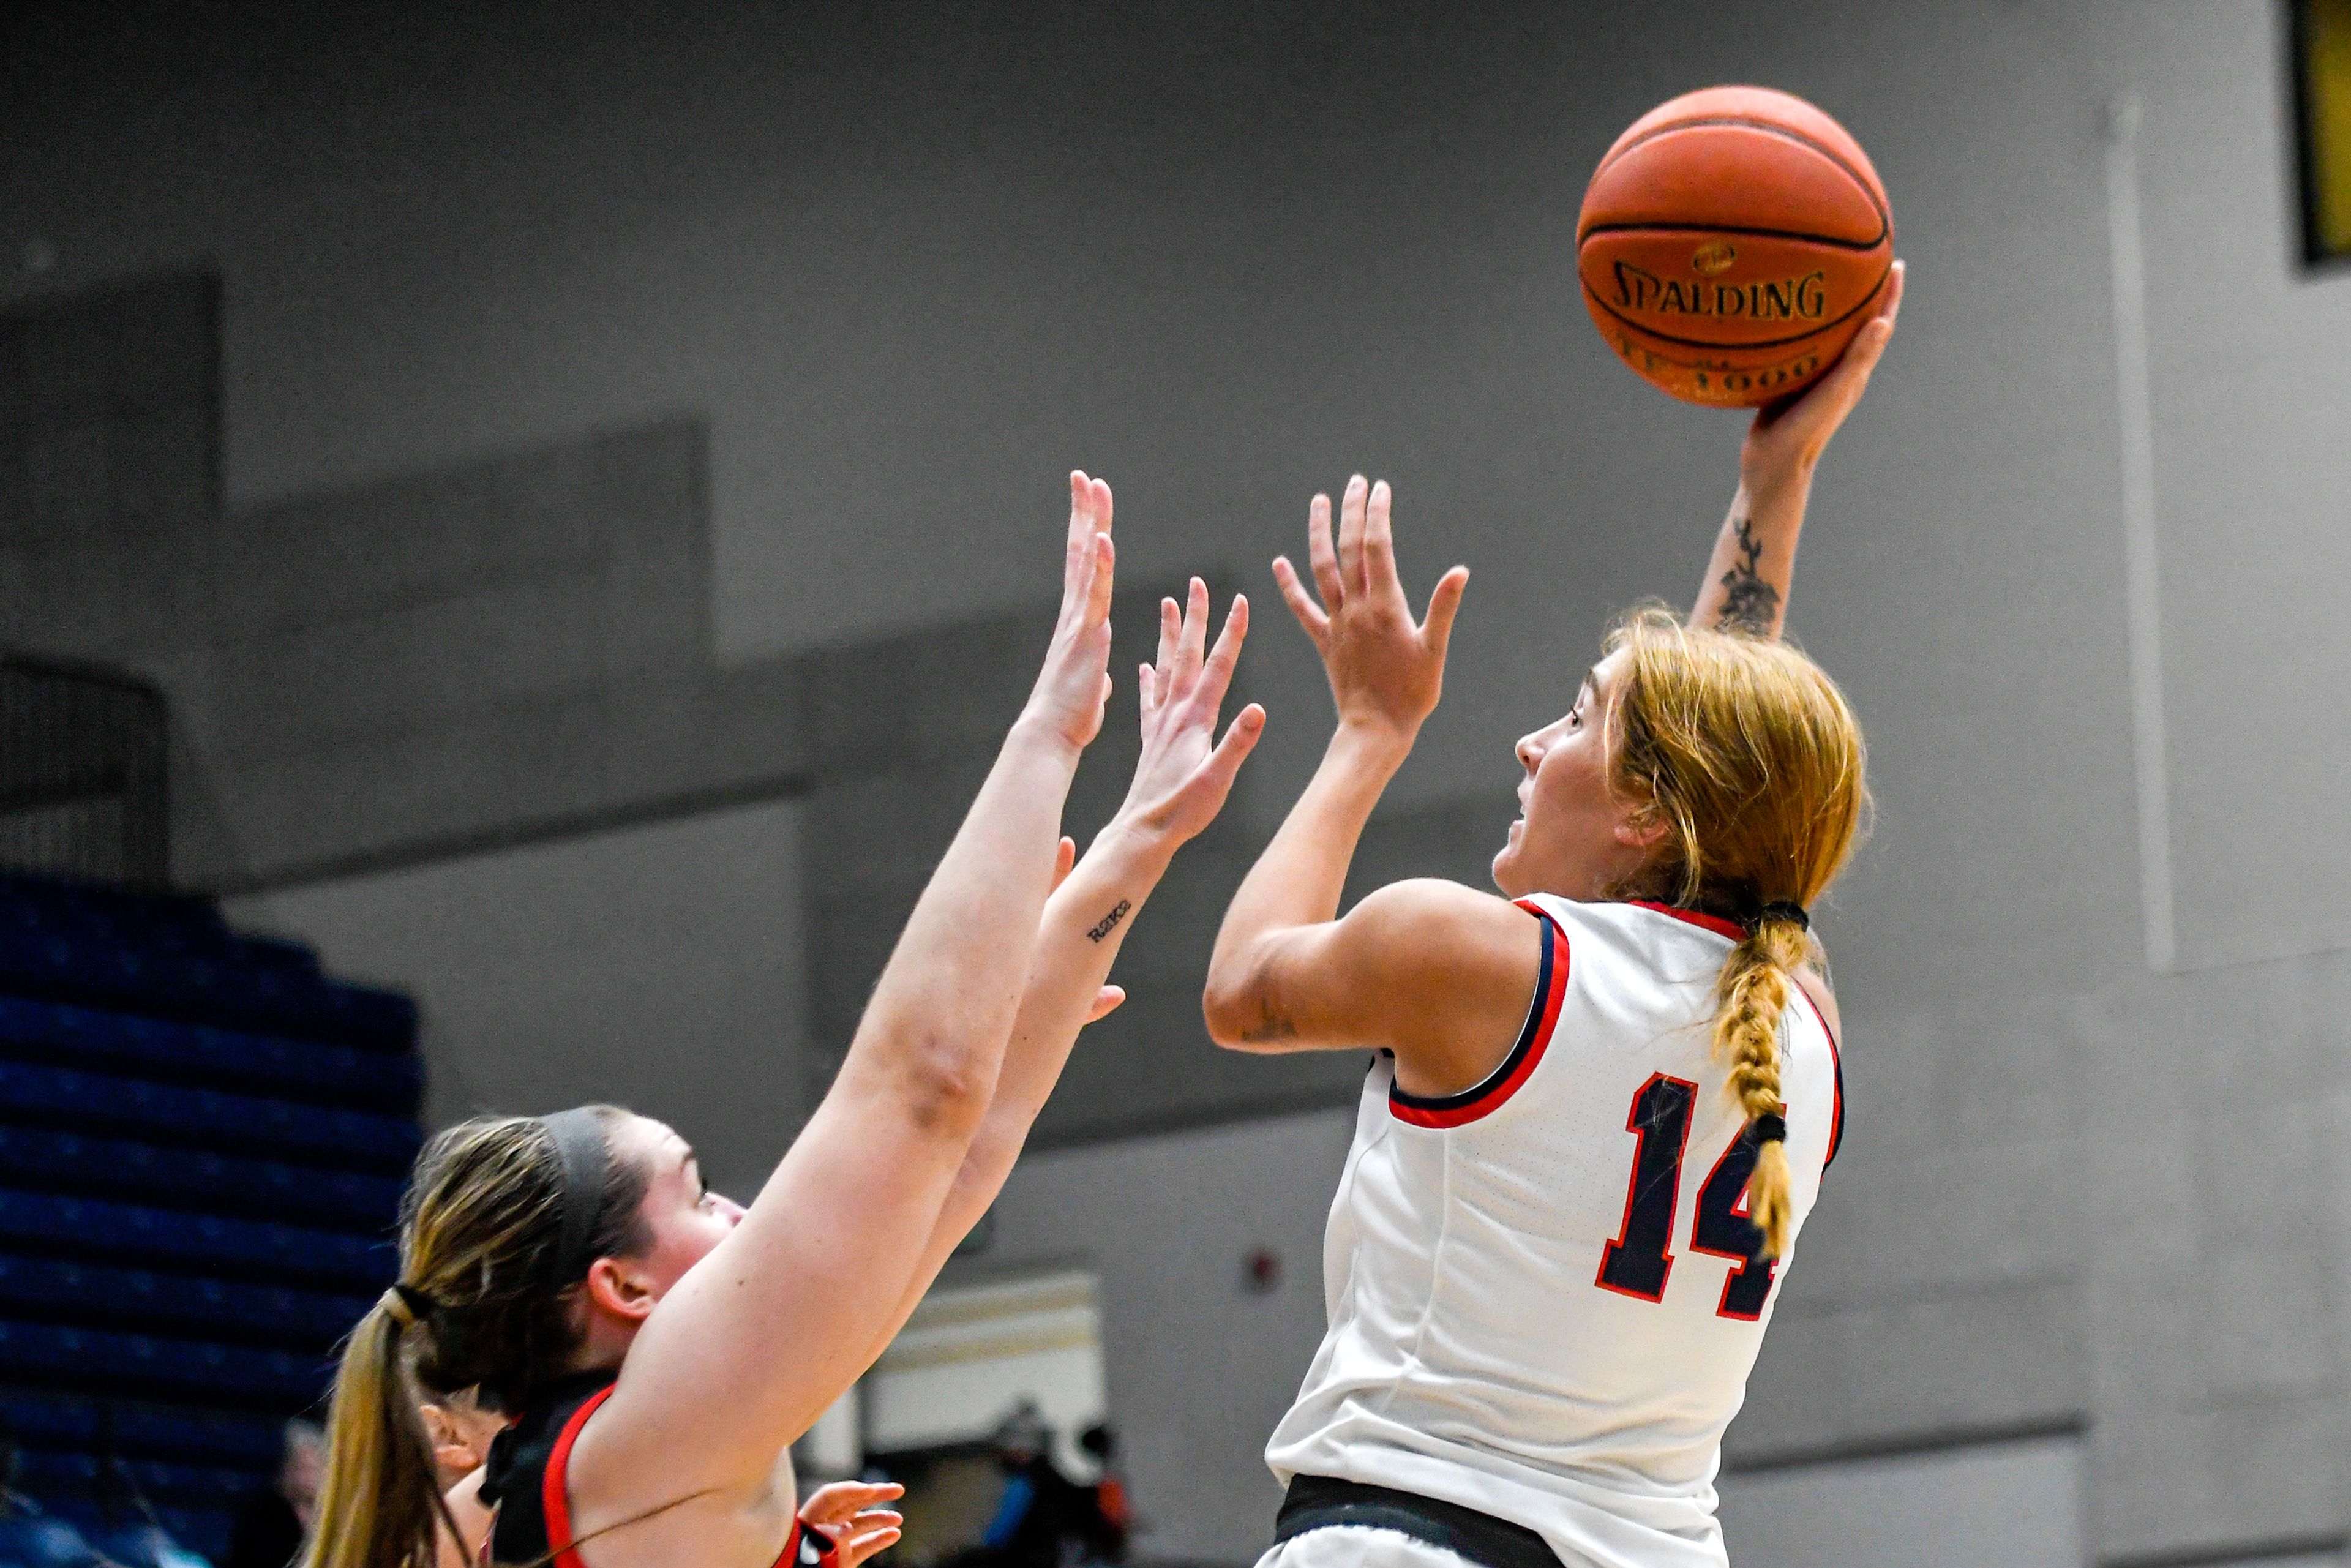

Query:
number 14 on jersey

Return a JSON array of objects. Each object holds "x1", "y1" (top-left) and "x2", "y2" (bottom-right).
[{"x1": 1594, "y1": 1073, "x2": 1779, "y2": 1321}]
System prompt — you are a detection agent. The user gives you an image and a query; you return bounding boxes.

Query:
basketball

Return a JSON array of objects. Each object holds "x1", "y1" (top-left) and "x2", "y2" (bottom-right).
[{"x1": 1577, "y1": 86, "x2": 1894, "y2": 408}]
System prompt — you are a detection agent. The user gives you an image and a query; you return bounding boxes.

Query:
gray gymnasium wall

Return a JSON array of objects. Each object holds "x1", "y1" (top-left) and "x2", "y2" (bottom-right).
[{"x1": 6, "y1": 1, "x2": 2351, "y2": 1563}]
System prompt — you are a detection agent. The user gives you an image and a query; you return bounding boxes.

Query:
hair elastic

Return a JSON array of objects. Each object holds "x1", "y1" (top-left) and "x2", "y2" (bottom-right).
[
  {"x1": 380, "y1": 1283, "x2": 436, "y2": 1328},
  {"x1": 1755, "y1": 901, "x2": 1809, "y2": 932},
  {"x1": 1750, "y1": 1113, "x2": 1788, "y2": 1146},
  {"x1": 539, "y1": 1106, "x2": 611, "y2": 1287}
]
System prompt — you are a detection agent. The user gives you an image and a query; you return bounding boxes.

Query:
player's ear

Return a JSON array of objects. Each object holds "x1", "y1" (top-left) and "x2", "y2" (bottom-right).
[
  {"x1": 582, "y1": 1255, "x2": 661, "y2": 1325},
  {"x1": 1613, "y1": 803, "x2": 1673, "y2": 850},
  {"x1": 417, "y1": 1402, "x2": 478, "y2": 1471}
]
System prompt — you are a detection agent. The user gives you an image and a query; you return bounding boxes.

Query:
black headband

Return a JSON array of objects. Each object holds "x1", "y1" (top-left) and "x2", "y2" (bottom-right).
[{"x1": 539, "y1": 1107, "x2": 610, "y2": 1287}]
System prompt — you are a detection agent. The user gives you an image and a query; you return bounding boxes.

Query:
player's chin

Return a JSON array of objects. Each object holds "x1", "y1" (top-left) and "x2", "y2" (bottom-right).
[{"x1": 1490, "y1": 838, "x2": 1527, "y2": 898}]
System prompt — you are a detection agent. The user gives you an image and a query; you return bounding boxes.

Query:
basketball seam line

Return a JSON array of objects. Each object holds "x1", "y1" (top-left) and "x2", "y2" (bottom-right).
[
  {"x1": 1577, "y1": 219, "x2": 1888, "y2": 253},
  {"x1": 1587, "y1": 116, "x2": 1891, "y2": 245},
  {"x1": 1577, "y1": 262, "x2": 1894, "y2": 354}
]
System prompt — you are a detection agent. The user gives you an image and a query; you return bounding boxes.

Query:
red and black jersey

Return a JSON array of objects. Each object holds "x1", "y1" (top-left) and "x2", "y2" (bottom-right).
[{"x1": 478, "y1": 1370, "x2": 832, "y2": 1568}]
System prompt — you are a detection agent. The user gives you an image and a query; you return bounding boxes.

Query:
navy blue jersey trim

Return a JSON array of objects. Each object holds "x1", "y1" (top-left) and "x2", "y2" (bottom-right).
[{"x1": 1389, "y1": 906, "x2": 1554, "y2": 1115}]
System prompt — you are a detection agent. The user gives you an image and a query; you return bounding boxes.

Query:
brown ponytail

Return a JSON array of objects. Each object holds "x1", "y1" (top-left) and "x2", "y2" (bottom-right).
[
  {"x1": 306, "y1": 1295, "x2": 458, "y2": 1568},
  {"x1": 306, "y1": 1108, "x2": 651, "y2": 1568},
  {"x1": 1602, "y1": 607, "x2": 1869, "y2": 1261}
]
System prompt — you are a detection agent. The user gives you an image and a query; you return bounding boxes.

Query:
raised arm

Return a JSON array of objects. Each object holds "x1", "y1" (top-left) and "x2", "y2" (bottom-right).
[
  {"x1": 1203, "y1": 479, "x2": 1537, "y2": 1097},
  {"x1": 871, "y1": 578, "x2": 1266, "y2": 1353},
  {"x1": 1690, "y1": 259, "x2": 1905, "y2": 639},
  {"x1": 589, "y1": 473, "x2": 1120, "y2": 1498}
]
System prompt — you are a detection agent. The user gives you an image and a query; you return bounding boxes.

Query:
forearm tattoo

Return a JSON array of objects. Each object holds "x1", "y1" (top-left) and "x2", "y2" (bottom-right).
[
  {"x1": 1086, "y1": 900, "x2": 1132, "y2": 943},
  {"x1": 1715, "y1": 515, "x2": 1781, "y2": 637}
]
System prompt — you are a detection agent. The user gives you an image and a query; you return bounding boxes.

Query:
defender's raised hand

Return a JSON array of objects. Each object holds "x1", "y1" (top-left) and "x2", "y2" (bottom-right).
[
  {"x1": 1021, "y1": 471, "x2": 1119, "y2": 752},
  {"x1": 1273, "y1": 476, "x2": 1469, "y2": 743},
  {"x1": 1111, "y1": 578, "x2": 1266, "y2": 852}
]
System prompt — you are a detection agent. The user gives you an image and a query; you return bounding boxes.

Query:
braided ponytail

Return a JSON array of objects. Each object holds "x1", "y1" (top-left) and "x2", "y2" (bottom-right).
[{"x1": 1712, "y1": 909, "x2": 1809, "y2": 1258}]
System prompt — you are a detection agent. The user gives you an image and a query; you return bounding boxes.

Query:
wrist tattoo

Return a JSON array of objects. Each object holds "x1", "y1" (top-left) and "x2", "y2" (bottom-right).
[
  {"x1": 1086, "y1": 900, "x2": 1132, "y2": 943},
  {"x1": 1715, "y1": 514, "x2": 1781, "y2": 637}
]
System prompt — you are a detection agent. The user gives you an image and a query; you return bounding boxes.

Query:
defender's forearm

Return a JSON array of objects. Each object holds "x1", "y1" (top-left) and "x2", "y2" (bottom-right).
[
  {"x1": 834, "y1": 717, "x2": 1082, "y2": 1130},
  {"x1": 863, "y1": 831, "x2": 1174, "y2": 1367},
  {"x1": 956, "y1": 830, "x2": 1171, "y2": 1195}
]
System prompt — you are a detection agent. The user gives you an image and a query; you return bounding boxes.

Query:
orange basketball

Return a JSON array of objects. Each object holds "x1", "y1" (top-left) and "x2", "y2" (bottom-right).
[{"x1": 1577, "y1": 86, "x2": 1893, "y2": 408}]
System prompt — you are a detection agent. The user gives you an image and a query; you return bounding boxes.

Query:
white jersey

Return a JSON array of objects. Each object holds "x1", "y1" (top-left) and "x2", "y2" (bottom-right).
[{"x1": 1264, "y1": 896, "x2": 1843, "y2": 1568}]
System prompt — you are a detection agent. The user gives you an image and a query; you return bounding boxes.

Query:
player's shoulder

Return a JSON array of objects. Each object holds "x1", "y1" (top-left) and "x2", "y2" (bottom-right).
[
  {"x1": 1341, "y1": 880, "x2": 1544, "y2": 1030},
  {"x1": 1346, "y1": 877, "x2": 1537, "y2": 960}
]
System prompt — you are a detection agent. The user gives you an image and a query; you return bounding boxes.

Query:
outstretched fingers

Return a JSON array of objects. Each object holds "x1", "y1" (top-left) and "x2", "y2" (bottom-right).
[
  {"x1": 1062, "y1": 471, "x2": 1090, "y2": 598},
  {"x1": 1337, "y1": 474, "x2": 1369, "y2": 595},
  {"x1": 1306, "y1": 491, "x2": 1343, "y2": 611},
  {"x1": 801, "y1": 1481, "x2": 906, "y2": 1528},
  {"x1": 1271, "y1": 556, "x2": 1329, "y2": 647},
  {"x1": 1142, "y1": 591, "x2": 1181, "y2": 721},
  {"x1": 1363, "y1": 479, "x2": 1401, "y2": 603},
  {"x1": 1063, "y1": 472, "x2": 1116, "y2": 625},
  {"x1": 1199, "y1": 592, "x2": 1250, "y2": 708},
  {"x1": 1195, "y1": 702, "x2": 1268, "y2": 805},
  {"x1": 1080, "y1": 530, "x2": 1116, "y2": 631},
  {"x1": 1156, "y1": 593, "x2": 1181, "y2": 684},
  {"x1": 1421, "y1": 565, "x2": 1470, "y2": 660},
  {"x1": 1175, "y1": 577, "x2": 1210, "y2": 688}
]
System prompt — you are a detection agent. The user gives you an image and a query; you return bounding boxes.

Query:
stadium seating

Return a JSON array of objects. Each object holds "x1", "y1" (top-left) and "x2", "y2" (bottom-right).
[{"x1": 0, "y1": 872, "x2": 422, "y2": 1564}]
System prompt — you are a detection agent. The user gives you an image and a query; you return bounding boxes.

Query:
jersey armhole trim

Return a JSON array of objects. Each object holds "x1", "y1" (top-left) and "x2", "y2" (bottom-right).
[
  {"x1": 1793, "y1": 986, "x2": 1845, "y2": 1170},
  {"x1": 1389, "y1": 900, "x2": 1569, "y2": 1128},
  {"x1": 540, "y1": 1383, "x2": 617, "y2": 1568},
  {"x1": 538, "y1": 1385, "x2": 804, "y2": 1568}
]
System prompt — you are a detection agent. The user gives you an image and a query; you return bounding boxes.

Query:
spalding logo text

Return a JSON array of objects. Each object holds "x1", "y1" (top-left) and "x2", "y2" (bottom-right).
[{"x1": 1610, "y1": 262, "x2": 1828, "y2": 323}]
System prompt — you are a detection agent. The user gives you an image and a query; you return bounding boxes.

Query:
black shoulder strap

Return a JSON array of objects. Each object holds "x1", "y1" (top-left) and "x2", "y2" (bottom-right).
[{"x1": 481, "y1": 1371, "x2": 620, "y2": 1564}]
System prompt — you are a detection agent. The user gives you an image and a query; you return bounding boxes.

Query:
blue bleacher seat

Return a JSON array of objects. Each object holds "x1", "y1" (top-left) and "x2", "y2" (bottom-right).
[
  {"x1": 13, "y1": 1446, "x2": 268, "y2": 1510},
  {"x1": 0, "y1": 994, "x2": 419, "y2": 1114},
  {"x1": 0, "y1": 1319, "x2": 329, "y2": 1406},
  {"x1": 0, "y1": 872, "x2": 421, "y2": 1540},
  {"x1": 0, "y1": 876, "x2": 417, "y2": 1052},
  {"x1": 0, "y1": 1190, "x2": 394, "y2": 1291},
  {"x1": 0, "y1": 1125, "x2": 402, "y2": 1232},
  {"x1": 0, "y1": 1392, "x2": 287, "y2": 1471},
  {"x1": 0, "y1": 1252, "x2": 371, "y2": 1348},
  {"x1": 0, "y1": 1059, "x2": 421, "y2": 1173}
]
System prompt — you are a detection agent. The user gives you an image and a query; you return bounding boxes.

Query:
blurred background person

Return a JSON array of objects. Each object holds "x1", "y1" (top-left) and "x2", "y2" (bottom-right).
[{"x1": 224, "y1": 1420, "x2": 323, "y2": 1568}]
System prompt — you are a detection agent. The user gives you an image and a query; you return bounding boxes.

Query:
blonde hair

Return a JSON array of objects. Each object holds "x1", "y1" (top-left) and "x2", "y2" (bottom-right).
[
  {"x1": 306, "y1": 1108, "x2": 648, "y2": 1568},
  {"x1": 1603, "y1": 607, "x2": 1869, "y2": 1259}
]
